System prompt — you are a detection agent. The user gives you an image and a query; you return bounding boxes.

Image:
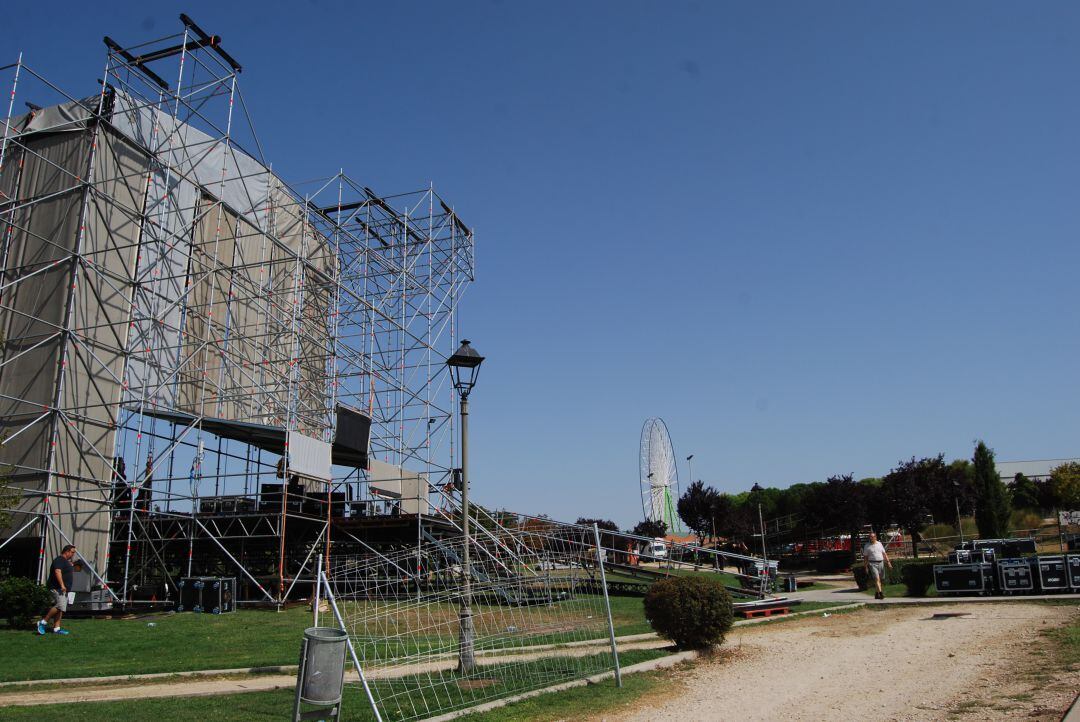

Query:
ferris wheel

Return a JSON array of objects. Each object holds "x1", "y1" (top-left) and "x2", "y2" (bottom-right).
[{"x1": 639, "y1": 418, "x2": 682, "y2": 532}]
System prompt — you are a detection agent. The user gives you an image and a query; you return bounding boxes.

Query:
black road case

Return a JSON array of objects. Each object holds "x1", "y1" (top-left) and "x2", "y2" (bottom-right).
[
  {"x1": 934, "y1": 563, "x2": 994, "y2": 596},
  {"x1": 1066, "y1": 554, "x2": 1080, "y2": 590},
  {"x1": 997, "y1": 558, "x2": 1035, "y2": 594},
  {"x1": 177, "y1": 577, "x2": 237, "y2": 614},
  {"x1": 1036, "y1": 556, "x2": 1068, "y2": 593}
]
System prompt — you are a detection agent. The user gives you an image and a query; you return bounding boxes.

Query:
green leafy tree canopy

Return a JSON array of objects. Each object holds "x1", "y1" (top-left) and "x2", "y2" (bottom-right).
[{"x1": 972, "y1": 441, "x2": 1010, "y2": 539}]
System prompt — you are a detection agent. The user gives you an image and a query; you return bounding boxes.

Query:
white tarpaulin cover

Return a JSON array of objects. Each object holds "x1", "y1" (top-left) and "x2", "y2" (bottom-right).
[
  {"x1": 367, "y1": 460, "x2": 429, "y2": 514},
  {"x1": 286, "y1": 431, "x2": 332, "y2": 482}
]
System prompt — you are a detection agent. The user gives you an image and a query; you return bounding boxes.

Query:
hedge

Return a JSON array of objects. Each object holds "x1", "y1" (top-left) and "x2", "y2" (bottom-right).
[
  {"x1": 0, "y1": 577, "x2": 53, "y2": 628},
  {"x1": 851, "y1": 558, "x2": 940, "y2": 597}
]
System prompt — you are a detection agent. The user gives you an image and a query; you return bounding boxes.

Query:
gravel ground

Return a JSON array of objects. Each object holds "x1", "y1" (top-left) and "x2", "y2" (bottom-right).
[{"x1": 612, "y1": 602, "x2": 1078, "y2": 722}]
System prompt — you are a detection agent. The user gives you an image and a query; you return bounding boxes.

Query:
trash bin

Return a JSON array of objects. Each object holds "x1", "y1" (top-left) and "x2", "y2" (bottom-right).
[{"x1": 298, "y1": 626, "x2": 348, "y2": 706}]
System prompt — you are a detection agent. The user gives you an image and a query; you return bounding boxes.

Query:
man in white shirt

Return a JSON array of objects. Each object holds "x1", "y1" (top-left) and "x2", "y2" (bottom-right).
[{"x1": 863, "y1": 531, "x2": 892, "y2": 600}]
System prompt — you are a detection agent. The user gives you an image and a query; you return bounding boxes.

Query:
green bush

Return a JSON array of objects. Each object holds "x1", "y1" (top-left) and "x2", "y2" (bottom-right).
[
  {"x1": 851, "y1": 558, "x2": 940, "y2": 596},
  {"x1": 1009, "y1": 509, "x2": 1043, "y2": 534},
  {"x1": 900, "y1": 561, "x2": 938, "y2": 597},
  {"x1": 643, "y1": 576, "x2": 733, "y2": 650},
  {"x1": 0, "y1": 577, "x2": 52, "y2": 628},
  {"x1": 921, "y1": 523, "x2": 955, "y2": 541}
]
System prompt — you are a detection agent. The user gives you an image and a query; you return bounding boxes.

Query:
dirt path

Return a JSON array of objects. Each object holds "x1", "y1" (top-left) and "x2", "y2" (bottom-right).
[{"x1": 613, "y1": 603, "x2": 1078, "y2": 722}]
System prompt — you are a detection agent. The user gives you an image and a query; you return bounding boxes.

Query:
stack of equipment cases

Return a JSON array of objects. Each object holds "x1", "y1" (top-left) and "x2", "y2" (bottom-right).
[
  {"x1": 934, "y1": 562, "x2": 994, "y2": 596},
  {"x1": 1067, "y1": 554, "x2": 1080, "y2": 590},
  {"x1": 1035, "y1": 556, "x2": 1069, "y2": 593},
  {"x1": 997, "y1": 558, "x2": 1035, "y2": 595},
  {"x1": 961, "y1": 538, "x2": 1037, "y2": 557},
  {"x1": 947, "y1": 549, "x2": 972, "y2": 564},
  {"x1": 177, "y1": 577, "x2": 237, "y2": 614},
  {"x1": 90, "y1": 589, "x2": 113, "y2": 611}
]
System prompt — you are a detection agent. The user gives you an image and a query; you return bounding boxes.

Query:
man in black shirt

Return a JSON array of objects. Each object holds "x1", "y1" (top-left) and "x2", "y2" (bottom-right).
[{"x1": 38, "y1": 544, "x2": 77, "y2": 635}]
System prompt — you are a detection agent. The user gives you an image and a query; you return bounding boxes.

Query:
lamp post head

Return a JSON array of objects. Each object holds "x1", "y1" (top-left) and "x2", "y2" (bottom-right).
[
  {"x1": 446, "y1": 339, "x2": 485, "y2": 398},
  {"x1": 750, "y1": 482, "x2": 763, "y2": 492}
]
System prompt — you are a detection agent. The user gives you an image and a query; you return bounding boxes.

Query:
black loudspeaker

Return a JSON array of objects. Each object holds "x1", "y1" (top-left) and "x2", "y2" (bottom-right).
[
  {"x1": 1036, "y1": 556, "x2": 1068, "y2": 592},
  {"x1": 259, "y1": 484, "x2": 284, "y2": 512},
  {"x1": 997, "y1": 558, "x2": 1034, "y2": 594},
  {"x1": 333, "y1": 404, "x2": 370, "y2": 469},
  {"x1": 934, "y1": 563, "x2": 993, "y2": 596}
]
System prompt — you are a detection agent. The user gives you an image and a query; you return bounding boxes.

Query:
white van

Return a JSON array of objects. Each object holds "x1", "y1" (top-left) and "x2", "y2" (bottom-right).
[{"x1": 649, "y1": 538, "x2": 668, "y2": 559}]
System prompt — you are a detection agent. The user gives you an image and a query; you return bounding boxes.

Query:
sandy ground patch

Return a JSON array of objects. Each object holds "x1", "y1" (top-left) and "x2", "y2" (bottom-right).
[{"x1": 608, "y1": 602, "x2": 1078, "y2": 722}]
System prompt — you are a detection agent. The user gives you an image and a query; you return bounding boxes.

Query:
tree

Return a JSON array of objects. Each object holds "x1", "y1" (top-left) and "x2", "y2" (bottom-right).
[
  {"x1": 802, "y1": 474, "x2": 868, "y2": 560},
  {"x1": 1008, "y1": 473, "x2": 1041, "y2": 511},
  {"x1": 882, "y1": 456, "x2": 945, "y2": 557},
  {"x1": 630, "y1": 519, "x2": 667, "y2": 540},
  {"x1": 972, "y1": 441, "x2": 1010, "y2": 539},
  {"x1": 944, "y1": 460, "x2": 976, "y2": 518},
  {"x1": 1049, "y1": 462, "x2": 1080, "y2": 510},
  {"x1": 710, "y1": 493, "x2": 740, "y2": 540},
  {"x1": 677, "y1": 481, "x2": 718, "y2": 543},
  {"x1": 576, "y1": 518, "x2": 620, "y2": 550},
  {"x1": 862, "y1": 478, "x2": 891, "y2": 535}
]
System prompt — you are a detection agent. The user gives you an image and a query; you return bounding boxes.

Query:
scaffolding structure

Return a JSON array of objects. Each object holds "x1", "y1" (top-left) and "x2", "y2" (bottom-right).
[{"x1": 0, "y1": 17, "x2": 474, "y2": 605}]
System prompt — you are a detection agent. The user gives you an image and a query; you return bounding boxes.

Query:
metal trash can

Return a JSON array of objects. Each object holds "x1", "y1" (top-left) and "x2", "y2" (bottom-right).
[{"x1": 298, "y1": 626, "x2": 348, "y2": 706}]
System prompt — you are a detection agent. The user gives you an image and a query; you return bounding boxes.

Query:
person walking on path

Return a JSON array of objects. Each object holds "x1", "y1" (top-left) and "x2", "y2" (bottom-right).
[
  {"x1": 38, "y1": 545, "x2": 77, "y2": 635},
  {"x1": 863, "y1": 532, "x2": 892, "y2": 600}
]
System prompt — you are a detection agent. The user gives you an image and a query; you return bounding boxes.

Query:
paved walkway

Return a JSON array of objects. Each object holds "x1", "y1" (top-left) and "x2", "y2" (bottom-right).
[{"x1": 787, "y1": 582, "x2": 1080, "y2": 605}]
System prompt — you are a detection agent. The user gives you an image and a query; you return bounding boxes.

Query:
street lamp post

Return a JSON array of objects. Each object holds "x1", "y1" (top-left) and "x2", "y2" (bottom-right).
[
  {"x1": 748, "y1": 483, "x2": 769, "y2": 595},
  {"x1": 685, "y1": 454, "x2": 694, "y2": 500},
  {"x1": 446, "y1": 340, "x2": 484, "y2": 673}
]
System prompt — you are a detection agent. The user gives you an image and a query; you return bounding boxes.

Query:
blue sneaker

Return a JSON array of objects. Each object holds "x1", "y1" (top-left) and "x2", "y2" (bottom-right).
[
  {"x1": 36, "y1": 620, "x2": 46, "y2": 636},
  {"x1": 52, "y1": 628, "x2": 69, "y2": 635}
]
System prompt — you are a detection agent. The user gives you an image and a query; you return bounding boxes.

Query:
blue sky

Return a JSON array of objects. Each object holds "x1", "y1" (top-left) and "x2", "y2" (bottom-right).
[{"x1": 4, "y1": 2, "x2": 1079, "y2": 528}]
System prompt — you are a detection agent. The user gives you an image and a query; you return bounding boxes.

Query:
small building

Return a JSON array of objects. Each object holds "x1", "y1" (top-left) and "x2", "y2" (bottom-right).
[{"x1": 996, "y1": 458, "x2": 1080, "y2": 483}]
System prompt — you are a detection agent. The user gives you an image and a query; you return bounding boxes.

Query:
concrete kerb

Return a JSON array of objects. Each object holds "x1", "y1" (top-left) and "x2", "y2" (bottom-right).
[
  {"x1": 1063, "y1": 690, "x2": 1080, "y2": 722},
  {"x1": 0, "y1": 665, "x2": 299, "y2": 689}
]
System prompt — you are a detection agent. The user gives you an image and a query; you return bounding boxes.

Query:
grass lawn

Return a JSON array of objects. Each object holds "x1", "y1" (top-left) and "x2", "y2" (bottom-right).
[
  {"x1": 455, "y1": 658, "x2": 674, "y2": 722},
  {"x1": 0, "y1": 595, "x2": 653, "y2": 683},
  {"x1": 793, "y1": 582, "x2": 833, "y2": 592},
  {"x1": 0, "y1": 606, "x2": 314, "y2": 682},
  {"x1": 857, "y1": 582, "x2": 936, "y2": 599},
  {"x1": 0, "y1": 649, "x2": 667, "y2": 721},
  {"x1": 1044, "y1": 606, "x2": 1079, "y2": 672}
]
